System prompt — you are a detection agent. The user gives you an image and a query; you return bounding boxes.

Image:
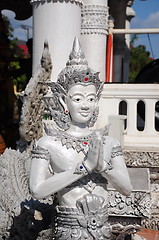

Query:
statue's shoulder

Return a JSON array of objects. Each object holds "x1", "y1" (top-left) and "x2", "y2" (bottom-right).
[
  {"x1": 32, "y1": 134, "x2": 61, "y2": 161},
  {"x1": 36, "y1": 128, "x2": 67, "y2": 151},
  {"x1": 38, "y1": 135, "x2": 53, "y2": 146},
  {"x1": 37, "y1": 132, "x2": 59, "y2": 147}
]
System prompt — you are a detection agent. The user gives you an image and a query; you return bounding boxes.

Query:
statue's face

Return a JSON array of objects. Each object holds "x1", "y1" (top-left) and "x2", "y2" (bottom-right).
[{"x1": 66, "y1": 84, "x2": 97, "y2": 124}]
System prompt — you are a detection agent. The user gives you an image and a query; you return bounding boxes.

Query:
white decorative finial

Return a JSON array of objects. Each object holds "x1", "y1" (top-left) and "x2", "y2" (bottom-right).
[
  {"x1": 72, "y1": 36, "x2": 81, "y2": 54},
  {"x1": 66, "y1": 37, "x2": 88, "y2": 68}
]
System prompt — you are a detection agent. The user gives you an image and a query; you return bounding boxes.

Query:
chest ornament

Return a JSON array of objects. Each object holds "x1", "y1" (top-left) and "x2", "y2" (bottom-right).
[{"x1": 44, "y1": 125, "x2": 109, "y2": 156}]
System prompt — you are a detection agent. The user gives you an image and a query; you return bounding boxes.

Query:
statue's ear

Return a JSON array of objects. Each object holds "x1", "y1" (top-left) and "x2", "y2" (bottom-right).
[
  {"x1": 97, "y1": 82, "x2": 104, "y2": 100},
  {"x1": 59, "y1": 94, "x2": 67, "y2": 112},
  {"x1": 95, "y1": 97, "x2": 99, "y2": 107}
]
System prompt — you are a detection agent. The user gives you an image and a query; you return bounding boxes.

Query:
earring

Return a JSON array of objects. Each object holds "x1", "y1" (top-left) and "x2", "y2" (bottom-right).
[
  {"x1": 65, "y1": 109, "x2": 69, "y2": 114},
  {"x1": 88, "y1": 107, "x2": 99, "y2": 127}
]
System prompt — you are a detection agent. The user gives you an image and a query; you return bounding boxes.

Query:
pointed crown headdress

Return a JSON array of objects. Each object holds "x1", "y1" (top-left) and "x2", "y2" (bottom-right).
[
  {"x1": 45, "y1": 38, "x2": 104, "y2": 130},
  {"x1": 49, "y1": 37, "x2": 103, "y2": 98}
]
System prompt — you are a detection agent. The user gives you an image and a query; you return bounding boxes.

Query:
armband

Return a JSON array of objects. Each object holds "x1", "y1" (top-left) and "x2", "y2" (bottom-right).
[
  {"x1": 82, "y1": 160, "x2": 92, "y2": 173},
  {"x1": 31, "y1": 145, "x2": 50, "y2": 161},
  {"x1": 111, "y1": 146, "x2": 123, "y2": 158}
]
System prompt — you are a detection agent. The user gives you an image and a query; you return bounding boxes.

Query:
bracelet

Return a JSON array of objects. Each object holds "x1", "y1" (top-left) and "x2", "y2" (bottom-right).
[
  {"x1": 82, "y1": 160, "x2": 92, "y2": 174},
  {"x1": 74, "y1": 163, "x2": 88, "y2": 175},
  {"x1": 99, "y1": 161, "x2": 113, "y2": 173}
]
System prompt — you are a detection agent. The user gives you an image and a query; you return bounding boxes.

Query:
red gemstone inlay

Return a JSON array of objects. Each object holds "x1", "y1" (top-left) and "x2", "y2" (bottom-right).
[
  {"x1": 65, "y1": 110, "x2": 69, "y2": 114},
  {"x1": 83, "y1": 142, "x2": 88, "y2": 145},
  {"x1": 84, "y1": 78, "x2": 89, "y2": 82}
]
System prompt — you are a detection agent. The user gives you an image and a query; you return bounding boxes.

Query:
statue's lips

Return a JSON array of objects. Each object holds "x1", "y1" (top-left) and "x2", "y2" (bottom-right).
[{"x1": 80, "y1": 112, "x2": 90, "y2": 117}]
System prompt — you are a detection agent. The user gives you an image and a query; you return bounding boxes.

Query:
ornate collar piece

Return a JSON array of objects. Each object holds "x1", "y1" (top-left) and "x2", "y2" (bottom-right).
[{"x1": 44, "y1": 124, "x2": 109, "y2": 156}]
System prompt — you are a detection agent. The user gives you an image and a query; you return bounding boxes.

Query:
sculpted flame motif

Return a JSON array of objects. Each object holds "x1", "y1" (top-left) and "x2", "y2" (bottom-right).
[{"x1": 19, "y1": 41, "x2": 52, "y2": 143}]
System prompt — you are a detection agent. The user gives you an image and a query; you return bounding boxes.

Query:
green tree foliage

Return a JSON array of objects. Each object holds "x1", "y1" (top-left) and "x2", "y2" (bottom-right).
[
  {"x1": 129, "y1": 34, "x2": 152, "y2": 82},
  {"x1": 2, "y1": 14, "x2": 27, "y2": 91},
  {"x1": 2, "y1": 15, "x2": 24, "y2": 58}
]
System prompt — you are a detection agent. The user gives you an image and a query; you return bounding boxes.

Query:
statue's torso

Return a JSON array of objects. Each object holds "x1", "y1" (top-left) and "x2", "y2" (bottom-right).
[{"x1": 41, "y1": 134, "x2": 110, "y2": 207}]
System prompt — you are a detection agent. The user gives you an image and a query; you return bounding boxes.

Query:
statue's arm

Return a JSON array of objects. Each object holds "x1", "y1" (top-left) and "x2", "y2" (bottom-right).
[
  {"x1": 30, "y1": 157, "x2": 86, "y2": 200},
  {"x1": 101, "y1": 141, "x2": 132, "y2": 196}
]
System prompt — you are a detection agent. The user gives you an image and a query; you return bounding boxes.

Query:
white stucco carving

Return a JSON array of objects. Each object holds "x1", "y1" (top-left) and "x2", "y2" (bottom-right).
[
  {"x1": 30, "y1": 0, "x2": 83, "y2": 4},
  {"x1": 29, "y1": 38, "x2": 132, "y2": 239},
  {"x1": 81, "y1": 4, "x2": 109, "y2": 35},
  {"x1": 19, "y1": 41, "x2": 52, "y2": 143},
  {"x1": 81, "y1": 0, "x2": 108, "y2": 82}
]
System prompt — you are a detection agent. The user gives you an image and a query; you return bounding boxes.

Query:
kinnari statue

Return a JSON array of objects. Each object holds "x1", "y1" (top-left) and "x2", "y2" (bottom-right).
[{"x1": 29, "y1": 37, "x2": 132, "y2": 240}]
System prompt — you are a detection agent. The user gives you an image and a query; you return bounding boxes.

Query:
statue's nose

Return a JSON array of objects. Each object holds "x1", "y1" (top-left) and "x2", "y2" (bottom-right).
[
  {"x1": 81, "y1": 99, "x2": 89, "y2": 110},
  {"x1": 81, "y1": 105, "x2": 89, "y2": 111}
]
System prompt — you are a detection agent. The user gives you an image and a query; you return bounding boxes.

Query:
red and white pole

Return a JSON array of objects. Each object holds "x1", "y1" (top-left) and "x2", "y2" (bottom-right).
[{"x1": 106, "y1": 33, "x2": 113, "y2": 82}]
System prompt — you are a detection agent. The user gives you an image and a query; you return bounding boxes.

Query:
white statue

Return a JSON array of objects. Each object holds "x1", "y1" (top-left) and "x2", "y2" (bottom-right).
[{"x1": 29, "y1": 37, "x2": 132, "y2": 239}]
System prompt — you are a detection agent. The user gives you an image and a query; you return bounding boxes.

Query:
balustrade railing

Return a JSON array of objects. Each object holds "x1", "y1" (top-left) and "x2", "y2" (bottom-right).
[{"x1": 98, "y1": 84, "x2": 159, "y2": 151}]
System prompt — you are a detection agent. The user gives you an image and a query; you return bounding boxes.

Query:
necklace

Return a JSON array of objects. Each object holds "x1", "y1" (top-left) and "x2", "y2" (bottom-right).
[{"x1": 44, "y1": 123, "x2": 109, "y2": 155}]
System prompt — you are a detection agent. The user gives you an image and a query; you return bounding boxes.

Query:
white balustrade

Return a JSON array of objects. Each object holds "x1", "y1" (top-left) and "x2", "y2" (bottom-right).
[
  {"x1": 126, "y1": 99, "x2": 138, "y2": 135},
  {"x1": 144, "y1": 99, "x2": 157, "y2": 135},
  {"x1": 97, "y1": 84, "x2": 159, "y2": 151}
]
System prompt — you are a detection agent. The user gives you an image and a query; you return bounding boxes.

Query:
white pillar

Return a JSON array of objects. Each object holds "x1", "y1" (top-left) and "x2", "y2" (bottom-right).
[
  {"x1": 113, "y1": 55, "x2": 123, "y2": 83},
  {"x1": 123, "y1": 1, "x2": 135, "y2": 83},
  {"x1": 125, "y1": 1, "x2": 135, "y2": 48},
  {"x1": 81, "y1": 0, "x2": 109, "y2": 82},
  {"x1": 97, "y1": 97, "x2": 119, "y2": 129},
  {"x1": 127, "y1": 99, "x2": 138, "y2": 135},
  {"x1": 110, "y1": 0, "x2": 127, "y2": 83},
  {"x1": 31, "y1": 0, "x2": 82, "y2": 82},
  {"x1": 108, "y1": 115, "x2": 127, "y2": 147},
  {"x1": 144, "y1": 99, "x2": 156, "y2": 134}
]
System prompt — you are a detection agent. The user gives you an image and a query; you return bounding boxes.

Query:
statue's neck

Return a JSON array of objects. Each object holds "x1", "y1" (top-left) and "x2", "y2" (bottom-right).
[{"x1": 66, "y1": 122, "x2": 92, "y2": 137}]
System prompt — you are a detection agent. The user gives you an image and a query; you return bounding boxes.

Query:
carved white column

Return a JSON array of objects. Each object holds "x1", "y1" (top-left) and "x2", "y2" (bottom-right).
[
  {"x1": 123, "y1": 0, "x2": 135, "y2": 83},
  {"x1": 109, "y1": 0, "x2": 127, "y2": 83},
  {"x1": 31, "y1": 0, "x2": 82, "y2": 81},
  {"x1": 125, "y1": 1, "x2": 135, "y2": 48},
  {"x1": 81, "y1": 0, "x2": 109, "y2": 82}
]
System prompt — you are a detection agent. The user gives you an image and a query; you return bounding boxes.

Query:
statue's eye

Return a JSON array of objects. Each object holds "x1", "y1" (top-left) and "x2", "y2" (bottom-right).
[
  {"x1": 75, "y1": 98, "x2": 81, "y2": 102},
  {"x1": 71, "y1": 95, "x2": 83, "y2": 102},
  {"x1": 88, "y1": 97, "x2": 95, "y2": 102}
]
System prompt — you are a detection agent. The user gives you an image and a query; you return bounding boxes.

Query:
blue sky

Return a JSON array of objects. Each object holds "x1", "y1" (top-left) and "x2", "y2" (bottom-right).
[
  {"x1": 2, "y1": 9, "x2": 32, "y2": 41},
  {"x1": 2, "y1": 0, "x2": 159, "y2": 59},
  {"x1": 131, "y1": 0, "x2": 159, "y2": 59}
]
